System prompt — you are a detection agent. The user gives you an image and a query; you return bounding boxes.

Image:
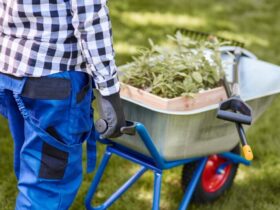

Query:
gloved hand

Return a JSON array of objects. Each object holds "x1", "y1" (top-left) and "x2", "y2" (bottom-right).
[{"x1": 95, "y1": 91, "x2": 126, "y2": 139}]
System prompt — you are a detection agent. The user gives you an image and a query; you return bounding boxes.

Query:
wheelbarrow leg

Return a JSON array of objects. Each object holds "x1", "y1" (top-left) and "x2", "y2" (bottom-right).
[
  {"x1": 152, "y1": 171, "x2": 162, "y2": 210},
  {"x1": 178, "y1": 157, "x2": 208, "y2": 210},
  {"x1": 85, "y1": 147, "x2": 149, "y2": 210},
  {"x1": 85, "y1": 150, "x2": 112, "y2": 210}
]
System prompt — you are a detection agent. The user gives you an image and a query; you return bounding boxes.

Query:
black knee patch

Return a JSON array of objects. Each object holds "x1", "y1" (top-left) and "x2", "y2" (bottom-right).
[{"x1": 39, "y1": 142, "x2": 69, "y2": 179}]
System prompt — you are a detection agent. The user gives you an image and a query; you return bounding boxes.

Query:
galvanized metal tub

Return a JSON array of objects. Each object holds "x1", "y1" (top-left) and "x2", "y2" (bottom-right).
[{"x1": 113, "y1": 53, "x2": 280, "y2": 161}]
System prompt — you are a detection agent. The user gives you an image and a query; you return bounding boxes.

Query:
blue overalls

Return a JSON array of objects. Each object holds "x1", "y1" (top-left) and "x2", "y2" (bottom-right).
[{"x1": 0, "y1": 71, "x2": 96, "y2": 209}]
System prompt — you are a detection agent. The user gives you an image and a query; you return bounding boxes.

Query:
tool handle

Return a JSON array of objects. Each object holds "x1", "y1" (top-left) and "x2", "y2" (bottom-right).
[
  {"x1": 236, "y1": 123, "x2": 254, "y2": 161},
  {"x1": 219, "y1": 48, "x2": 254, "y2": 162},
  {"x1": 217, "y1": 110, "x2": 252, "y2": 125},
  {"x1": 242, "y1": 145, "x2": 254, "y2": 161}
]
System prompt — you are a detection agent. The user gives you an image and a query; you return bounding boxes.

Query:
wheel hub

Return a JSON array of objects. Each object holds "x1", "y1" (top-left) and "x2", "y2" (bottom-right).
[{"x1": 201, "y1": 155, "x2": 232, "y2": 193}]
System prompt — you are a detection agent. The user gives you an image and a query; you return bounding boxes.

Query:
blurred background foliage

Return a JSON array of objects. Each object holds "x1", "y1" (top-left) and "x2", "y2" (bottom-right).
[{"x1": 0, "y1": 0, "x2": 280, "y2": 209}]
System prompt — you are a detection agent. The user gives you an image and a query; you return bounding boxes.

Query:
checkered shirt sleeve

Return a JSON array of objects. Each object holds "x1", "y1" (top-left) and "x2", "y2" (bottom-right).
[{"x1": 70, "y1": 0, "x2": 120, "y2": 96}]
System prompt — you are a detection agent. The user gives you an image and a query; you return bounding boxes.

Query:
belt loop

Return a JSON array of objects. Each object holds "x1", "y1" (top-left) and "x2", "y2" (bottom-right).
[
  {"x1": 76, "y1": 74, "x2": 92, "y2": 103},
  {"x1": 0, "y1": 72, "x2": 27, "y2": 94}
]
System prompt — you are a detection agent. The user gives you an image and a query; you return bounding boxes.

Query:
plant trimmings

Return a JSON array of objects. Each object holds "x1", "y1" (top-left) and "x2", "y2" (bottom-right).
[{"x1": 121, "y1": 31, "x2": 229, "y2": 99}]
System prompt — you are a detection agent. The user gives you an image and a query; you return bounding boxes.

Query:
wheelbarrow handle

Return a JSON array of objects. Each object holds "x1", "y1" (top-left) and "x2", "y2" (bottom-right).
[
  {"x1": 95, "y1": 119, "x2": 137, "y2": 136},
  {"x1": 120, "y1": 121, "x2": 137, "y2": 136}
]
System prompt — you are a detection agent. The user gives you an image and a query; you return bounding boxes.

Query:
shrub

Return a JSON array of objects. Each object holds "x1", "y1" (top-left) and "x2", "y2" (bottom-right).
[{"x1": 121, "y1": 31, "x2": 228, "y2": 98}]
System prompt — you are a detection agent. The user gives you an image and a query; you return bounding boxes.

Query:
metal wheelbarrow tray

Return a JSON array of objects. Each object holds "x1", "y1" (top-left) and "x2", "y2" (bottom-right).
[{"x1": 114, "y1": 50, "x2": 280, "y2": 161}]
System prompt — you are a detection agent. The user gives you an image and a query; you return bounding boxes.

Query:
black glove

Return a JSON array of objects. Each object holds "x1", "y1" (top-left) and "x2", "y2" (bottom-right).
[{"x1": 95, "y1": 91, "x2": 126, "y2": 139}]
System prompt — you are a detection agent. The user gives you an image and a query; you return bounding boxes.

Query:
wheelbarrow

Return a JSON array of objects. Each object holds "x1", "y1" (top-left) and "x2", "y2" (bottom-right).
[{"x1": 85, "y1": 47, "x2": 280, "y2": 209}]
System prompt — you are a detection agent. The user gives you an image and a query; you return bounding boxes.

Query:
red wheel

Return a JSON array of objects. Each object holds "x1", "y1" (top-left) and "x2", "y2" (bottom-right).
[
  {"x1": 181, "y1": 145, "x2": 240, "y2": 204},
  {"x1": 201, "y1": 155, "x2": 232, "y2": 193}
]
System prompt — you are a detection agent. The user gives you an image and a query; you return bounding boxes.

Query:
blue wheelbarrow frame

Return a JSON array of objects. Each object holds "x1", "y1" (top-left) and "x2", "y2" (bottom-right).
[
  {"x1": 85, "y1": 47, "x2": 280, "y2": 209},
  {"x1": 85, "y1": 122, "x2": 250, "y2": 210}
]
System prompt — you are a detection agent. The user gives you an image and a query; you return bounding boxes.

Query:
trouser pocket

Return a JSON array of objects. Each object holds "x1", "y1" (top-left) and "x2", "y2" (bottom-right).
[
  {"x1": 20, "y1": 115, "x2": 83, "y2": 181},
  {"x1": 34, "y1": 125, "x2": 83, "y2": 182}
]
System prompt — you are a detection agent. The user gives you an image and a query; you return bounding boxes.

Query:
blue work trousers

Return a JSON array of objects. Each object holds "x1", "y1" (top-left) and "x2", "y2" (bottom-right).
[{"x1": 0, "y1": 71, "x2": 95, "y2": 209}]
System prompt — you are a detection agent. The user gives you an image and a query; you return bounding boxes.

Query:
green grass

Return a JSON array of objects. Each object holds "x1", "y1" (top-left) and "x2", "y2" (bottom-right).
[{"x1": 1, "y1": 0, "x2": 280, "y2": 209}]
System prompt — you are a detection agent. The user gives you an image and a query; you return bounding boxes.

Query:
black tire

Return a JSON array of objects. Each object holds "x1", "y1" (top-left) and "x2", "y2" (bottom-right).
[{"x1": 181, "y1": 145, "x2": 240, "y2": 204}]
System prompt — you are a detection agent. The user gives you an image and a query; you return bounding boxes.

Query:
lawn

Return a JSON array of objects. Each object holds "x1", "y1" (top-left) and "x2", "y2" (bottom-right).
[{"x1": 1, "y1": 0, "x2": 280, "y2": 209}]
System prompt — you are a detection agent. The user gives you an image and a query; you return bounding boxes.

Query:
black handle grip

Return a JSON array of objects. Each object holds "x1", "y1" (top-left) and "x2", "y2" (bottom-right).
[{"x1": 217, "y1": 110, "x2": 252, "y2": 125}]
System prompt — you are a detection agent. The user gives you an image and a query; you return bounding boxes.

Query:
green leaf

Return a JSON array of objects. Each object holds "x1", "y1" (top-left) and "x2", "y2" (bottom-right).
[{"x1": 192, "y1": 72, "x2": 203, "y2": 83}]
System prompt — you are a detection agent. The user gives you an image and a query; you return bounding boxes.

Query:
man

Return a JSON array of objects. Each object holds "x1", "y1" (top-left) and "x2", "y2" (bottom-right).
[{"x1": 0, "y1": 0, "x2": 125, "y2": 209}]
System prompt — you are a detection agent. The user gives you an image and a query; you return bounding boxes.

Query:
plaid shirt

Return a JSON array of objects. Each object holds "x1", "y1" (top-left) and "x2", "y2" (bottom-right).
[{"x1": 0, "y1": 0, "x2": 119, "y2": 96}]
